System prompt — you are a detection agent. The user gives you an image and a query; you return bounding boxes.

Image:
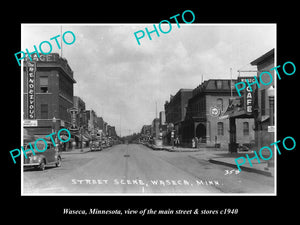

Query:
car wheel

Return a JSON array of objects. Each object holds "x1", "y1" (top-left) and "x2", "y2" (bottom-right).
[
  {"x1": 39, "y1": 161, "x2": 46, "y2": 171},
  {"x1": 56, "y1": 156, "x2": 61, "y2": 167}
]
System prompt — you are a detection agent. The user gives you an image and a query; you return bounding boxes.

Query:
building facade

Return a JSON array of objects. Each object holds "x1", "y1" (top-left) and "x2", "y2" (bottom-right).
[
  {"x1": 86, "y1": 109, "x2": 98, "y2": 135},
  {"x1": 73, "y1": 96, "x2": 87, "y2": 129},
  {"x1": 250, "y1": 48, "x2": 275, "y2": 149},
  {"x1": 183, "y1": 79, "x2": 255, "y2": 149},
  {"x1": 164, "y1": 89, "x2": 193, "y2": 143},
  {"x1": 23, "y1": 53, "x2": 76, "y2": 144}
]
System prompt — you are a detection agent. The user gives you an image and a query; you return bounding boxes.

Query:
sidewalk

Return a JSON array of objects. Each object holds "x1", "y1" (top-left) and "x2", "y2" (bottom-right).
[
  {"x1": 206, "y1": 152, "x2": 274, "y2": 177},
  {"x1": 60, "y1": 147, "x2": 91, "y2": 154},
  {"x1": 144, "y1": 143, "x2": 274, "y2": 177}
]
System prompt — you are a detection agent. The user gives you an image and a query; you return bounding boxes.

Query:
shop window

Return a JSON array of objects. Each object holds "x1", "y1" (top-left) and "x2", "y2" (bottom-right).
[{"x1": 217, "y1": 122, "x2": 224, "y2": 136}]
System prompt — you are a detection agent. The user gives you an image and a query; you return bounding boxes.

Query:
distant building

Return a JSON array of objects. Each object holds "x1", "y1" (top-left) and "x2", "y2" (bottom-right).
[
  {"x1": 73, "y1": 96, "x2": 87, "y2": 129},
  {"x1": 86, "y1": 109, "x2": 98, "y2": 134},
  {"x1": 141, "y1": 125, "x2": 152, "y2": 137},
  {"x1": 164, "y1": 89, "x2": 193, "y2": 142},
  {"x1": 96, "y1": 117, "x2": 104, "y2": 131},
  {"x1": 107, "y1": 125, "x2": 117, "y2": 137},
  {"x1": 73, "y1": 96, "x2": 89, "y2": 147}
]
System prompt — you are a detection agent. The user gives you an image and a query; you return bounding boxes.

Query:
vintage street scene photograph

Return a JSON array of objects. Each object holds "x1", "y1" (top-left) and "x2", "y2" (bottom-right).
[{"x1": 21, "y1": 24, "x2": 276, "y2": 195}]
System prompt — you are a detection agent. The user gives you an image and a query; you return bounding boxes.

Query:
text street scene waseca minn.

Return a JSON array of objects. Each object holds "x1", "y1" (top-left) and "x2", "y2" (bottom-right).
[{"x1": 21, "y1": 24, "x2": 276, "y2": 195}]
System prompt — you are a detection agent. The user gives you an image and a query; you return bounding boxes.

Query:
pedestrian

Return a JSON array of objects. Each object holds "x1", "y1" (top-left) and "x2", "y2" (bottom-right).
[
  {"x1": 198, "y1": 137, "x2": 201, "y2": 149},
  {"x1": 175, "y1": 137, "x2": 180, "y2": 148},
  {"x1": 195, "y1": 137, "x2": 198, "y2": 148},
  {"x1": 192, "y1": 138, "x2": 195, "y2": 148}
]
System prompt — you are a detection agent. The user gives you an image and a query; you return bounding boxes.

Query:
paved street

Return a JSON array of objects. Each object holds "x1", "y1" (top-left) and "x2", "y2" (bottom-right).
[{"x1": 23, "y1": 144, "x2": 274, "y2": 194}]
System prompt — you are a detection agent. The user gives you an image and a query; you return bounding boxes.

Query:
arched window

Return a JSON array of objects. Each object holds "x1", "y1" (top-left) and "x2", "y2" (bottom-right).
[
  {"x1": 217, "y1": 98, "x2": 223, "y2": 111},
  {"x1": 243, "y1": 122, "x2": 249, "y2": 136},
  {"x1": 217, "y1": 122, "x2": 224, "y2": 136}
]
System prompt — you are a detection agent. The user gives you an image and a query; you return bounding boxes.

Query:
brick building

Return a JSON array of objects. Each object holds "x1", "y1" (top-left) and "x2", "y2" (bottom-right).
[
  {"x1": 164, "y1": 89, "x2": 193, "y2": 143},
  {"x1": 250, "y1": 48, "x2": 275, "y2": 148},
  {"x1": 23, "y1": 53, "x2": 76, "y2": 143},
  {"x1": 182, "y1": 79, "x2": 255, "y2": 149}
]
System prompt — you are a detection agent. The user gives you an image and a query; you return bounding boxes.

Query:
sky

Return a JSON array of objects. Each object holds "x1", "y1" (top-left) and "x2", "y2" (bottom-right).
[{"x1": 22, "y1": 23, "x2": 276, "y2": 136}]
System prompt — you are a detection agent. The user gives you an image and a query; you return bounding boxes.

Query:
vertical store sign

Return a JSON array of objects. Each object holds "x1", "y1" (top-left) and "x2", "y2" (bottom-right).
[
  {"x1": 67, "y1": 107, "x2": 79, "y2": 131},
  {"x1": 27, "y1": 61, "x2": 36, "y2": 119},
  {"x1": 238, "y1": 77, "x2": 255, "y2": 114}
]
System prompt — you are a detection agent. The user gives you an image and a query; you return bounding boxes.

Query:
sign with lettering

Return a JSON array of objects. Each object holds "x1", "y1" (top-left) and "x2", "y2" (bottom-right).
[
  {"x1": 67, "y1": 107, "x2": 79, "y2": 131},
  {"x1": 23, "y1": 119, "x2": 38, "y2": 127},
  {"x1": 24, "y1": 53, "x2": 59, "y2": 62},
  {"x1": 27, "y1": 61, "x2": 36, "y2": 119},
  {"x1": 238, "y1": 77, "x2": 255, "y2": 114}
]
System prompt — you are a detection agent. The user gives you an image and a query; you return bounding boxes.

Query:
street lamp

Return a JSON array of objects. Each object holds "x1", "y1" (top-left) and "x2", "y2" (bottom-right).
[
  {"x1": 52, "y1": 116, "x2": 56, "y2": 132},
  {"x1": 52, "y1": 116, "x2": 57, "y2": 147}
]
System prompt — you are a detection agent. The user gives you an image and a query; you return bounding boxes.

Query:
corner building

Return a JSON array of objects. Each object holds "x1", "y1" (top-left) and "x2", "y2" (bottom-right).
[
  {"x1": 23, "y1": 53, "x2": 76, "y2": 141},
  {"x1": 183, "y1": 79, "x2": 255, "y2": 149}
]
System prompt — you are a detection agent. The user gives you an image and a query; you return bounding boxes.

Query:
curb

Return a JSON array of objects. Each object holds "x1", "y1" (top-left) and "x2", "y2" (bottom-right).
[
  {"x1": 144, "y1": 144, "x2": 201, "y2": 152},
  {"x1": 60, "y1": 150, "x2": 91, "y2": 154},
  {"x1": 164, "y1": 148, "x2": 201, "y2": 152},
  {"x1": 208, "y1": 158, "x2": 273, "y2": 177}
]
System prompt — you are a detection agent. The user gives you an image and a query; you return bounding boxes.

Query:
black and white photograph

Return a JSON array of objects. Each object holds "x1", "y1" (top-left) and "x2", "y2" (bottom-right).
[{"x1": 21, "y1": 23, "x2": 277, "y2": 195}]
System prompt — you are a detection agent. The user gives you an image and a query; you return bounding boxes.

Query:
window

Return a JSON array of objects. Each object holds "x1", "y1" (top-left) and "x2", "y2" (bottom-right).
[
  {"x1": 243, "y1": 122, "x2": 249, "y2": 136},
  {"x1": 261, "y1": 89, "x2": 266, "y2": 115},
  {"x1": 216, "y1": 80, "x2": 222, "y2": 89},
  {"x1": 40, "y1": 76, "x2": 48, "y2": 93},
  {"x1": 217, "y1": 122, "x2": 224, "y2": 136},
  {"x1": 217, "y1": 98, "x2": 223, "y2": 111},
  {"x1": 40, "y1": 104, "x2": 48, "y2": 119}
]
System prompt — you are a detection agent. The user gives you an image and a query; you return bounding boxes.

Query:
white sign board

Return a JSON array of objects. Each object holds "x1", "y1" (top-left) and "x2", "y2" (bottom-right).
[
  {"x1": 23, "y1": 120, "x2": 38, "y2": 127},
  {"x1": 268, "y1": 126, "x2": 275, "y2": 132}
]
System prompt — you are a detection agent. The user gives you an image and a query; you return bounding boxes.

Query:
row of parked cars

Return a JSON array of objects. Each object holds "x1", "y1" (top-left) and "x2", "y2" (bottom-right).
[
  {"x1": 23, "y1": 137, "x2": 120, "y2": 171},
  {"x1": 89, "y1": 138, "x2": 113, "y2": 151}
]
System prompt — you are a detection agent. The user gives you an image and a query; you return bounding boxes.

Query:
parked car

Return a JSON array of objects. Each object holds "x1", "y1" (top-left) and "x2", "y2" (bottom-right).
[
  {"x1": 90, "y1": 140, "x2": 102, "y2": 151},
  {"x1": 238, "y1": 143, "x2": 250, "y2": 151},
  {"x1": 23, "y1": 141, "x2": 61, "y2": 171}
]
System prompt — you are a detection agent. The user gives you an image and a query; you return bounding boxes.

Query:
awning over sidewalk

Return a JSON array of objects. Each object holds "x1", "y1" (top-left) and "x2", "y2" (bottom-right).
[{"x1": 219, "y1": 97, "x2": 254, "y2": 119}]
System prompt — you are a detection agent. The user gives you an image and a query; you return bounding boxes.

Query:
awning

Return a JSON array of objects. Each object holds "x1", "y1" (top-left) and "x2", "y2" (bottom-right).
[
  {"x1": 82, "y1": 135, "x2": 90, "y2": 141},
  {"x1": 261, "y1": 115, "x2": 270, "y2": 122},
  {"x1": 219, "y1": 97, "x2": 254, "y2": 119}
]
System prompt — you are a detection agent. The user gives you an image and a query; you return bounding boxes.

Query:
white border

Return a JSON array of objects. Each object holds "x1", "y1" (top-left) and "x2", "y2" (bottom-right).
[{"x1": 21, "y1": 23, "x2": 277, "y2": 196}]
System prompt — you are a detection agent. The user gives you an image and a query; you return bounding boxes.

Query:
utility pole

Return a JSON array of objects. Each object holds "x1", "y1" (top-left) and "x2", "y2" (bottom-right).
[
  {"x1": 230, "y1": 68, "x2": 233, "y2": 98},
  {"x1": 155, "y1": 101, "x2": 158, "y2": 119}
]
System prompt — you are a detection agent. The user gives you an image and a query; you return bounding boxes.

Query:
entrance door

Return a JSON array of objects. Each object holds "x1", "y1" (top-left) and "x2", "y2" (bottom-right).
[{"x1": 196, "y1": 123, "x2": 206, "y2": 142}]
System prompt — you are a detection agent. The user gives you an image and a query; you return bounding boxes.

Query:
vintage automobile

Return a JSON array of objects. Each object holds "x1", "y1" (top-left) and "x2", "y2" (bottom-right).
[
  {"x1": 90, "y1": 140, "x2": 102, "y2": 151},
  {"x1": 23, "y1": 141, "x2": 62, "y2": 171}
]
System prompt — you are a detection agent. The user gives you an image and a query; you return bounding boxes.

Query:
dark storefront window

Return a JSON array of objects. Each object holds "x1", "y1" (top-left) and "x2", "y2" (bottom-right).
[{"x1": 41, "y1": 104, "x2": 48, "y2": 119}]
